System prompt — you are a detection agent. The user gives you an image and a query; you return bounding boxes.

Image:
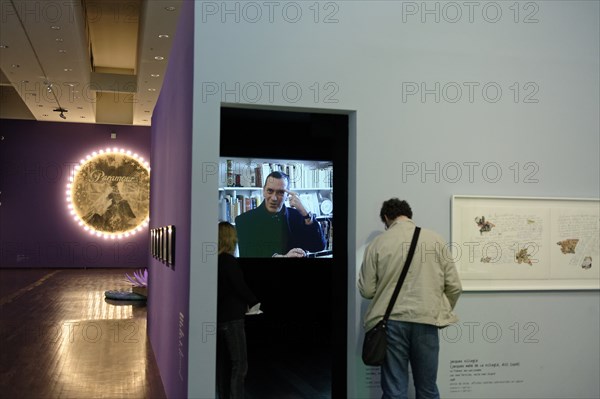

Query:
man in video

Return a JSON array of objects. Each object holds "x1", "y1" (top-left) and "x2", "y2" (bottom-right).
[{"x1": 235, "y1": 171, "x2": 326, "y2": 258}]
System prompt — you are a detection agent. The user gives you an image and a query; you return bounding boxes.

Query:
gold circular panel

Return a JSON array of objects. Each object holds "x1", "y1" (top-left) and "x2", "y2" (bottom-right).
[{"x1": 67, "y1": 149, "x2": 150, "y2": 238}]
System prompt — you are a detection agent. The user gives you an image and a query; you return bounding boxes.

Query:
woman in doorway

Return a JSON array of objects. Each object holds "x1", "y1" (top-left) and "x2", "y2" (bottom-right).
[{"x1": 216, "y1": 222, "x2": 260, "y2": 399}]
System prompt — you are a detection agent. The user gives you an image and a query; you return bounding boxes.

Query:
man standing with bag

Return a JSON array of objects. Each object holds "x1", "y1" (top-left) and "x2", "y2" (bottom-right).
[{"x1": 358, "y1": 198, "x2": 462, "y2": 399}]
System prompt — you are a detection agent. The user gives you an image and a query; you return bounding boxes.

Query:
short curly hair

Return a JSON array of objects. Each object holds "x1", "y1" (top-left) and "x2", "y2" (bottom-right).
[{"x1": 379, "y1": 198, "x2": 413, "y2": 222}]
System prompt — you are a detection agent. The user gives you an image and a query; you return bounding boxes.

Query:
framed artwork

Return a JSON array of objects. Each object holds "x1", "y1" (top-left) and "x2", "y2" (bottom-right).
[
  {"x1": 167, "y1": 225, "x2": 175, "y2": 266},
  {"x1": 151, "y1": 229, "x2": 156, "y2": 257},
  {"x1": 156, "y1": 228, "x2": 160, "y2": 258},
  {"x1": 149, "y1": 226, "x2": 175, "y2": 267},
  {"x1": 67, "y1": 148, "x2": 150, "y2": 239},
  {"x1": 451, "y1": 195, "x2": 599, "y2": 291},
  {"x1": 158, "y1": 228, "x2": 164, "y2": 260}
]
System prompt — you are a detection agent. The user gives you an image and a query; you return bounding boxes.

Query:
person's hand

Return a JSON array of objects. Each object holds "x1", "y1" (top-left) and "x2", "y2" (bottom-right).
[
  {"x1": 284, "y1": 248, "x2": 306, "y2": 258},
  {"x1": 285, "y1": 190, "x2": 308, "y2": 215}
]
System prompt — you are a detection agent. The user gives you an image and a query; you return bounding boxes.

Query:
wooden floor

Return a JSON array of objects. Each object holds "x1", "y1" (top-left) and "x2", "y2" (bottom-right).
[{"x1": 0, "y1": 268, "x2": 166, "y2": 399}]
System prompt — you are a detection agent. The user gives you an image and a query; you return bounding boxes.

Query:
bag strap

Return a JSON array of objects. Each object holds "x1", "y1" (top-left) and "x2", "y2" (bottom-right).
[{"x1": 382, "y1": 226, "x2": 421, "y2": 323}]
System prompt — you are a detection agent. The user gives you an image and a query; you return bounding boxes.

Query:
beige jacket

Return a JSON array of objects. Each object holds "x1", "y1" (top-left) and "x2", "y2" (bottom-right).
[{"x1": 358, "y1": 218, "x2": 462, "y2": 331}]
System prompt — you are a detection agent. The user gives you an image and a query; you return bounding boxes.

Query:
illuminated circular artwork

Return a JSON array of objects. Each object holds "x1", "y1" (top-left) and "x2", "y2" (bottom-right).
[{"x1": 66, "y1": 148, "x2": 150, "y2": 239}]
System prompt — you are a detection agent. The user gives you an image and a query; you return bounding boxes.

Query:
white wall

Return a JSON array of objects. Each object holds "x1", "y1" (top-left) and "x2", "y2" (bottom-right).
[{"x1": 190, "y1": 1, "x2": 600, "y2": 398}]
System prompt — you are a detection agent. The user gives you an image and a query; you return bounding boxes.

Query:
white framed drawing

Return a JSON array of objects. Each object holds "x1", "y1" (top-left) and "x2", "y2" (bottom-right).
[{"x1": 451, "y1": 195, "x2": 599, "y2": 291}]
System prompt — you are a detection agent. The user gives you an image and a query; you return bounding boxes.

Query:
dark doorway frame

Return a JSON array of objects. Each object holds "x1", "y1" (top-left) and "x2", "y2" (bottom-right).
[{"x1": 219, "y1": 105, "x2": 349, "y2": 399}]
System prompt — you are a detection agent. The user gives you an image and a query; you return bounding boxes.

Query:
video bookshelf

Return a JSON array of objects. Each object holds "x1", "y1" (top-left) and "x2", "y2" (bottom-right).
[{"x1": 218, "y1": 157, "x2": 334, "y2": 257}]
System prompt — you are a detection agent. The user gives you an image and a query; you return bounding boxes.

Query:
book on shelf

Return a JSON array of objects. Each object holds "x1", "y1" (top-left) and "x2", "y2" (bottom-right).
[
  {"x1": 219, "y1": 195, "x2": 230, "y2": 222},
  {"x1": 254, "y1": 166, "x2": 262, "y2": 188},
  {"x1": 226, "y1": 159, "x2": 234, "y2": 187},
  {"x1": 230, "y1": 161, "x2": 332, "y2": 189},
  {"x1": 219, "y1": 193, "x2": 263, "y2": 223}
]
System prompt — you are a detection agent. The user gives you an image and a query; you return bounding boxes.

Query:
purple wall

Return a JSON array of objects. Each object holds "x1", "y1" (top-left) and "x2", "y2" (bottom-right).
[
  {"x1": 0, "y1": 119, "x2": 150, "y2": 268},
  {"x1": 146, "y1": 1, "x2": 193, "y2": 398}
]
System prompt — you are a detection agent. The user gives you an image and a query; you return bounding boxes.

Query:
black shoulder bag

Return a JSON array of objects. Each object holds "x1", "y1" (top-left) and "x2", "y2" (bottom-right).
[{"x1": 361, "y1": 226, "x2": 421, "y2": 366}]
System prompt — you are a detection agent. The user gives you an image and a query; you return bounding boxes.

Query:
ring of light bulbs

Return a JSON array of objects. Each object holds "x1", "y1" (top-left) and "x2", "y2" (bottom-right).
[{"x1": 66, "y1": 148, "x2": 151, "y2": 240}]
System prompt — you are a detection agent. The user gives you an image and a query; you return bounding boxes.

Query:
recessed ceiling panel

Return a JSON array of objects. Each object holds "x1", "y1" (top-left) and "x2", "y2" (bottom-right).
[{"x1": 85, "y1": 0, "x2": 140, "y2": 73}]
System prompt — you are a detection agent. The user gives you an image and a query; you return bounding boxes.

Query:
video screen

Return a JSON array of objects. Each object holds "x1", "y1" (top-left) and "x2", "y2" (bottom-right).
[{"x1": 218, "y1": 157, "x2": 333, "y2": 258}]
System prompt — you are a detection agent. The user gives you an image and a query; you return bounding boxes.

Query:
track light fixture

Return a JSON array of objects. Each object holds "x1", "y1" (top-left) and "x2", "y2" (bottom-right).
[
  {"x1": 44, "y1": 80, "x2": 67, "y2": 120},
  {"x1": 54, "y1": 108, "x2": 68, "y2": 119}
]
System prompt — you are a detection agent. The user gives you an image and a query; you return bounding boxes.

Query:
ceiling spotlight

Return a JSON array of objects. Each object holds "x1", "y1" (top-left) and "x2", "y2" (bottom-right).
[{"x1": 54, "y1": 108, "x2": 68, "y2": 119}]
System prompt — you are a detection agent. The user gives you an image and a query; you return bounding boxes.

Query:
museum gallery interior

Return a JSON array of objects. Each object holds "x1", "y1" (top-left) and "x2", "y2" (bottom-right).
[{"x1": 1, "y1": 1, "x2": 599, "y2": 399}]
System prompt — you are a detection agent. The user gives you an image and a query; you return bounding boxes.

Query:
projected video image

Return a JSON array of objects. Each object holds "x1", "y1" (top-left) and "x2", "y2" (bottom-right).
[{"x1": 218, "y1": 157, "x2": 333, "y2": 258}]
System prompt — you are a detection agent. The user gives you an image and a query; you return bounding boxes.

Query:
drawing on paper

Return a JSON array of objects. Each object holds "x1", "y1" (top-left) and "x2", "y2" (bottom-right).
[
  {"x1": 556, "y1": 239, "x2": 579, "y2": 254},
  {"x1": 515, "y1": 248, "x2": 534, "y2": 266},
  {"x1": 452, "y1": 195, "x2": 600, "y2": 290},
  {"x1": 581, "y1": 256, "x2": 592, "y2": 270},
  {"x1": 475, "y1": 216, "x2": 495, "y2": 234}
]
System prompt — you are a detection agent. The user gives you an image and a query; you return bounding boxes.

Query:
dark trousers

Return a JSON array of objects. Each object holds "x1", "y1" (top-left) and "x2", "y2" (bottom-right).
[{"x1": 216, "y1": 319, "x2": 248, "y2": 399}]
